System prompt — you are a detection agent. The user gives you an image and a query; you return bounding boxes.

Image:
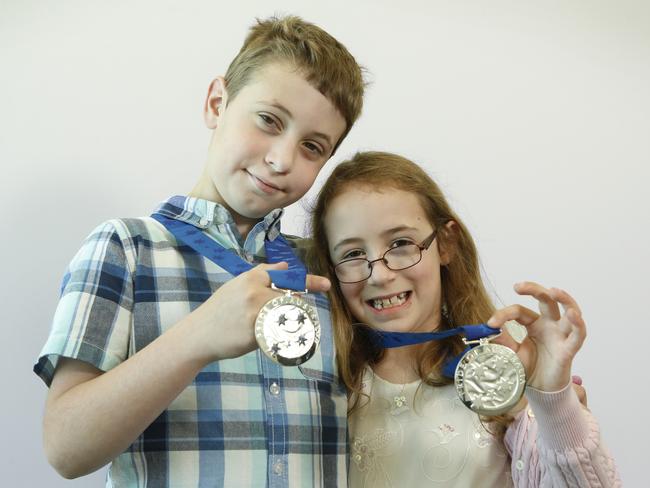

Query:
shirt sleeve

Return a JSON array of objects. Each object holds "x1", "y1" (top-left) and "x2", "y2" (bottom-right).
[
  {"x1": 33, "y1": 220, "x2": 135, "y2": 387},
  {"x1": 505, "y1": 382, "x2": 622, "y2": 487}
]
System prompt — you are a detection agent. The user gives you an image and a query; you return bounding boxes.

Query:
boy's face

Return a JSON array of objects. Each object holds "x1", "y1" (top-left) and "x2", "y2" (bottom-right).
[{"x1": 199, "y1": 62, "x2": 347, "y2": 229}]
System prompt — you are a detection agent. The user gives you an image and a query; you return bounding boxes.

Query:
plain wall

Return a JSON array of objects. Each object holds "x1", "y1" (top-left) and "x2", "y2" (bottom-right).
[{"x1": 2, "y1": 0, "x2": 648, "y2": 485}]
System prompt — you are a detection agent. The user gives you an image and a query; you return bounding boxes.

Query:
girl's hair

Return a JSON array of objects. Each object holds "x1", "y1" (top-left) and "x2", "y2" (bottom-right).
[{"x1": 308, "y1": 151, "x2": 511, "y2": 436}]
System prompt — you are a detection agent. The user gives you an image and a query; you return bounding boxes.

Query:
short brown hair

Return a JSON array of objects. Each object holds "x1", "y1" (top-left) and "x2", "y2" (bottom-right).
[{"x1": 225, "y1": 15, "x2": 366, "y2": 149}]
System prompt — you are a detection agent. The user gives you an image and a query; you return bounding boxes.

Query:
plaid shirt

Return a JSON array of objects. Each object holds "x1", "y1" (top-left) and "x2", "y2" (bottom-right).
[{"x1": 34, "y1": 196, "x2": 348, "y2": 487}]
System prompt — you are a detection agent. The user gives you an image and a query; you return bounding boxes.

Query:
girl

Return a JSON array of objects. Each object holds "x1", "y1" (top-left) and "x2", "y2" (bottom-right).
[{"x1": 309, "y1": 151, "x2": 620, "y2": 487}]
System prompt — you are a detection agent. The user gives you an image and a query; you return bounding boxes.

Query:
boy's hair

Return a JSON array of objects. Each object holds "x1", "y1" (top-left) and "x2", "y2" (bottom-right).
[
  {"x1": 225, "y1": 15, "x2": 365, "y2": 150},
  {"x1": 308, "y1": 151, "x2": 498, "y2": 411}
]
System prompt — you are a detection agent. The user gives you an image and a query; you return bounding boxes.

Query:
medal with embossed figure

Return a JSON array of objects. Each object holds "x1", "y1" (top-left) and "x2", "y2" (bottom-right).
[
  {"x1": 454, "y1": 334, "x2": 526, "y2": 415},
  {"x1": 255, "y1": 286, "x2": 321, "y2": 366}
]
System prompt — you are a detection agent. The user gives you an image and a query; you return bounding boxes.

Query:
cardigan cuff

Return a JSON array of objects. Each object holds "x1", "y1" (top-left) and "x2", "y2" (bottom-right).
[{"x1": 524, "y1": 381, "x2": 592, "y2": 450}]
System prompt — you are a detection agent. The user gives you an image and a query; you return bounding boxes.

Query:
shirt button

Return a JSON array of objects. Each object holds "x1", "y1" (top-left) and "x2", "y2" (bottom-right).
[
  {"x1": 273, "y1": 460, "x2": 284, "y2": 475},
  {"x1": 269, "y1": 382, "x2": 281, "y2": 396},
  {"x1": 199, "y1": 217, "x2": 209, "y2": 226},
  {"x1": 527, "y1": 409, "x2": 535, "y2": 418},
  {"x1": 515, "y1": 459, "x2": 524, "y2": 470}
]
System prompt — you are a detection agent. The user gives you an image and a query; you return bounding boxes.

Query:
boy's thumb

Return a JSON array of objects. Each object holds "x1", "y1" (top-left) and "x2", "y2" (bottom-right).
[{"x1": 257, "y1": 261, "x2": 289, "y2": 271}]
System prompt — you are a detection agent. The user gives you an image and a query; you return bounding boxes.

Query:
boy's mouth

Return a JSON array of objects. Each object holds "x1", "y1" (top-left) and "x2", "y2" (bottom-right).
[
  {"x1": 247, "y1": 170, "x2": 282, "y2": 194},
  {"x1": 366, "y1": 291, "x2": 410, "y2": 311}
]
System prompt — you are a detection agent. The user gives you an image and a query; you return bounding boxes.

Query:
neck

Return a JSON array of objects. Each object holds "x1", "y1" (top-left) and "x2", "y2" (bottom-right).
[
  {"x1": 370, "y1": 316, "x2": 445, "y2": 383},
  {"x1": 373, "y1": 344, "x2": 424, "y2": 384},
  {"x1": 188, "y1": 179, "x2": 261, "y2": 240}
]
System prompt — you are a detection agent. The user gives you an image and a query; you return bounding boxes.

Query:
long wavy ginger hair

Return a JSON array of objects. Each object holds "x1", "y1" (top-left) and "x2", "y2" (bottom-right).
[{"x1": 308, "y1": 151, "x2": 498, "y2": 412}]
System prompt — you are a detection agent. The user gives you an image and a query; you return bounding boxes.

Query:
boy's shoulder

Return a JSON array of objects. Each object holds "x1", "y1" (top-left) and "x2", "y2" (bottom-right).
[
  {"x1": 88, "y1": 216, "x2": 169, "y2": 244},
  {"x1": 75, "y1": 216, "x2": 173, "y2": 269}
]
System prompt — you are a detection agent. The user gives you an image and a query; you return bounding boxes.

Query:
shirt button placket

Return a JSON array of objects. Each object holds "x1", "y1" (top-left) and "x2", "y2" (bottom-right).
[{"x1": 267, "y1": 380, "x2": 286, "y2": 486}]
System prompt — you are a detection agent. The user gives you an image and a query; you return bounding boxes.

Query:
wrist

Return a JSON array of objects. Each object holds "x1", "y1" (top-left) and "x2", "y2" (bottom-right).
[
  {"x1": 528, "y1": 370, "x2": 571, "y2": 392},
  {"x1": 172, "y1": 311, "x2": 222, "y2": 367}
]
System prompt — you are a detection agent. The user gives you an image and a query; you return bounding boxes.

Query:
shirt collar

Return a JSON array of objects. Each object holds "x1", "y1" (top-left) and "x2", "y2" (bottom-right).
[{"x1": 153, "y1": 195, "x2": 284, "y2": 240}]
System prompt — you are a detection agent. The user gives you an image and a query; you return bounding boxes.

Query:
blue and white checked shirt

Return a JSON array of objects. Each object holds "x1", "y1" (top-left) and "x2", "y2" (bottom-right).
[{"x1": 34, "y1": 196, "x2": 348, "y2": 487}]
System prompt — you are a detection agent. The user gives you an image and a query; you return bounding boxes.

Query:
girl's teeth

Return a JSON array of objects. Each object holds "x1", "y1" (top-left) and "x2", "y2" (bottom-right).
[{"x1": 372, "y1": 292, "x2": 407, "y2": 310}]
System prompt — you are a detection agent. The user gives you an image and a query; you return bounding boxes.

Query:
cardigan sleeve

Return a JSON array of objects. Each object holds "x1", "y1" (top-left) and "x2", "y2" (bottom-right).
[{"x1": 504, "y1": 382, "x2": 622, "y2": 487}]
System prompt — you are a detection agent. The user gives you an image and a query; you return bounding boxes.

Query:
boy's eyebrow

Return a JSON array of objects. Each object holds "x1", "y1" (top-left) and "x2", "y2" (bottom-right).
[
  {"x1": 259, "y1": 100, "x2": 334, "y2": 148},
  {"x1": 332, "y1": 225, "x2": 421, "y2": 252}
]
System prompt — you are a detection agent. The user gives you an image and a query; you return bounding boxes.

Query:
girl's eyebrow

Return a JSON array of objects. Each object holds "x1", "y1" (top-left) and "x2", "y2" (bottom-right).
[
  {"x1": 331, "y1": 225, "x2": 420, "y2": 252},
  {"x1": 332, "y1": 237, "x2": 362, "y2": 253}
]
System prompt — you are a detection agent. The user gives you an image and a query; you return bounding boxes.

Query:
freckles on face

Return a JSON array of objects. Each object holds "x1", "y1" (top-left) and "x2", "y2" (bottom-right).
[{"x1": 325, "y1": 187, "x2": 445, "y2": 333}]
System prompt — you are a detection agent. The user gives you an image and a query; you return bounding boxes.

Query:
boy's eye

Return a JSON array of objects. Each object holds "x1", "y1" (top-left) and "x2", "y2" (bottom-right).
[
  {"x1": 303, "y1": 141, "x2": 324, "y2": 156},
  {"x1": 258, "y1": 113, "x2": 280, "y2": 129}
]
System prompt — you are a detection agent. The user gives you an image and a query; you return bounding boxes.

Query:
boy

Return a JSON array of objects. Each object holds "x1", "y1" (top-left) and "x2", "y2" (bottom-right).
[{"x1": 34, "y1": 16, "x2": 365, "y2": 487}]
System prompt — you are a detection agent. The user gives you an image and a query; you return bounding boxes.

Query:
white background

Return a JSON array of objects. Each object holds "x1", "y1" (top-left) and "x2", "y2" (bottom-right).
[{"x1": 2, "y1": 0, "x2": 648, "y2": 486}]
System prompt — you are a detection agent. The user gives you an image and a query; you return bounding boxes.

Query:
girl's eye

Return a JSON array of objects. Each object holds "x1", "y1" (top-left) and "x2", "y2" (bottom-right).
[
  {"x1": 341, "y1": 249, "x2": 365, "y2": 260},
  {"x1": 389, "y1": 238, "x2": 414, "y2": 249}
]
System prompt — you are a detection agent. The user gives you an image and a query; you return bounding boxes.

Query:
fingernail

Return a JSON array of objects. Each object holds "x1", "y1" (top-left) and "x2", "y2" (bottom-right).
[{"x1": 572, "y1": 375, "x2": 583, "y2": 385}]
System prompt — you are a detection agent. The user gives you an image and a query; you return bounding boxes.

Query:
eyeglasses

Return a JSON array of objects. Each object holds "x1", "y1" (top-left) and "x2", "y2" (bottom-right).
[{"x1": 333, "y1": 229, "x2": 438, "y2": 284}]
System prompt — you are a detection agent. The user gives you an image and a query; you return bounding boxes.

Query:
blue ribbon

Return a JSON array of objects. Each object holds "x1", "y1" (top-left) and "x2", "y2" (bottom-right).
[
  {"x1": 151, "y1": 213, "x2": 307, "y2": 291},
  {"x1": 364, "y1": 324, "x2": 501, "y2": 379}
]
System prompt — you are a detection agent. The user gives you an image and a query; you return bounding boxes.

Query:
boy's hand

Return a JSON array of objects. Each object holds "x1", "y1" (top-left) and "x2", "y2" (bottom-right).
[
  {"x1": 191, "y1": 262, "x2": 330, "y2": 362},
  {"x1": 487, "y1": 281, "x2": 587, "y2": 392}
]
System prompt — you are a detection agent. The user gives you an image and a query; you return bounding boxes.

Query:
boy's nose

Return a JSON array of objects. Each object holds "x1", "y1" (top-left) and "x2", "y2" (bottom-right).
[{"x1": 265, "y1": 139, "x2": 297, "y2": 174}]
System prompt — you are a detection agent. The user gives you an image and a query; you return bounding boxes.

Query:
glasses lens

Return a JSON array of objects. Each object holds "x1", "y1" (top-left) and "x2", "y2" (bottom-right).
[
  {"x1": 384, "y1": 244, "x2": 421, "y2": 270},
  {"x1": 335, "y1": 259, "x2": 371, "y2": 283}
]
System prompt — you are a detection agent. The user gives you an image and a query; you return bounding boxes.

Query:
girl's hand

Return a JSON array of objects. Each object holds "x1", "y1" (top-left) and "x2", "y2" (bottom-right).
[{"x1": 487, "y1": 281, "x2": 587, "y2": 392}]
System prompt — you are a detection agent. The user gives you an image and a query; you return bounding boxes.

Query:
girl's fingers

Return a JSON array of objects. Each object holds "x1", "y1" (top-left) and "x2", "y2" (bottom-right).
[
  {"x1": 572, "y1": 383, "x2": 588, "y2": 408},
  {"x1": 490, "y1": 327, "x2": 521, "y2": 353},
  {"x1": 549, "y1": 287, "x2": 583, "y2": 317},
  {"x1": 487, "y1": 304, "x2": 539, "y2": 329},
  {"x1": 567, "y1": 308, "x2": 588, "y2": 347},
  {"x1": 514, "y1": 281, "x2": 561, "y2": 320}
]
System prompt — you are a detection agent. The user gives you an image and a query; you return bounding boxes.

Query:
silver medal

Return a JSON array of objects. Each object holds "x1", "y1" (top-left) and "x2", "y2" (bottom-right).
[
  {"x1": 255, "y1": 289, "x2": 321, "y2": 366},
  {"x1": 454, "y1": 337, "x2": 526, "y2": 416}
]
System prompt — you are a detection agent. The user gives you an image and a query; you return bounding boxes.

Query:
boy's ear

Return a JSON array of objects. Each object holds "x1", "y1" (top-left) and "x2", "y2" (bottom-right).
[
  {"x1": 438, "y1": 220, "x2": 458, "y2": 266},
  {"x1": 204, "y1": 76, "x2": 228, "y2": 129}
]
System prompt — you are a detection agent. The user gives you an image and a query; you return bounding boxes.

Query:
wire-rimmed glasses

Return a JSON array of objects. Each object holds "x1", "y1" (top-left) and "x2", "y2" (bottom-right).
[{"x1": 333, "y1": 229, "x2": 438, "y2": 284}]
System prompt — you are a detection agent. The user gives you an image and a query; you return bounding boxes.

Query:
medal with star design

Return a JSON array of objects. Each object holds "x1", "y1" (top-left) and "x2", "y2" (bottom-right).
[
  {"x1": 151, "y1": 211, "x2": 321, "y2": 368},
  {"x1": 255, "y1": 289, "x2": 321, "y2": 366}
]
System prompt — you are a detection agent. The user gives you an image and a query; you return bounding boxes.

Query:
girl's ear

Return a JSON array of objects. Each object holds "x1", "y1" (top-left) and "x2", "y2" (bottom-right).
[{"x1": 438, "y1": 220, "x2": 458, "y2": 266}]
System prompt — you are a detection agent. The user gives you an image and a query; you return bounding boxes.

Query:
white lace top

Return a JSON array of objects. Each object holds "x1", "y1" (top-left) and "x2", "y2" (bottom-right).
[{"x1": 349, "y1": 368, "x2": 512, "y2": 487}]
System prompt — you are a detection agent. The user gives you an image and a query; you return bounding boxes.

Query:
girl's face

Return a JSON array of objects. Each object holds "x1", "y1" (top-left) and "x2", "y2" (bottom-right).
[{"x1": 324, "y1": 187, "x2": 448, "y2": 334}]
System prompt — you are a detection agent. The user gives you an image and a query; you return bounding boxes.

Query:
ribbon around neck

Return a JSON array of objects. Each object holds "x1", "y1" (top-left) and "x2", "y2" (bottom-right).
[
  {"x1": 363, "y1": 323, "x2": 501, "y2": 379},
  {"x1": 151, "y1": 213, "x2": 307, "y2": 291}
]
